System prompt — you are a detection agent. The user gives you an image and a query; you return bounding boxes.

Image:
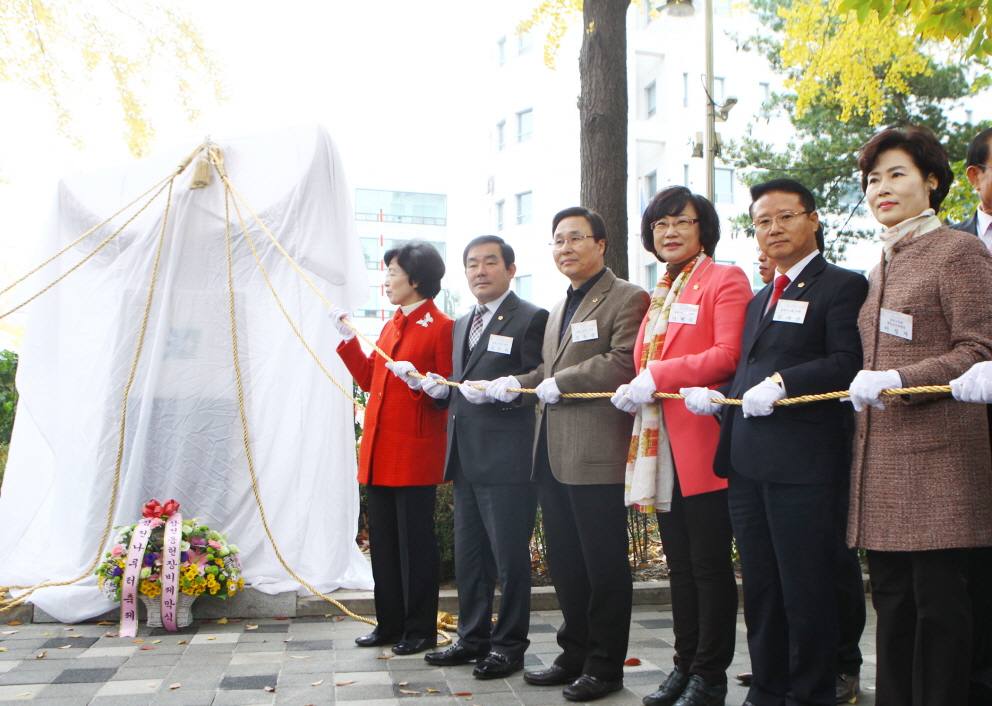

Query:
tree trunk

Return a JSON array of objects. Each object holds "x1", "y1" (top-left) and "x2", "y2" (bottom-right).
[{"x1": 579, "y1": 0, "x2": 630, "y2": 280}]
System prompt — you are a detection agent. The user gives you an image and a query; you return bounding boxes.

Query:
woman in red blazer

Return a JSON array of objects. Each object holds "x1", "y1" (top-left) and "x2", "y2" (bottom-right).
[
  {"x1": 330, "y1": 240, "x2": 453, "y2": 656},
  {"x1": 612, "y1": 187, "x2": 751, "y2": 706}
]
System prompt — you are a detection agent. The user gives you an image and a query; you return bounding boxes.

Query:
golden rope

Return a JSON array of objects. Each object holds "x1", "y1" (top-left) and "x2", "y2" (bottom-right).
[{"x1": 0, "y1": 178, "x2": 176, "y2": 614}]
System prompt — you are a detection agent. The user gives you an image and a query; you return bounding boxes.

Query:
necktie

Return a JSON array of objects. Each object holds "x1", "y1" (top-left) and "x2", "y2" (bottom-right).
[
  {"x1": 468, "y1": 305, "x2": 486, "y2": 351},
  {"x1": 769, "y1": 274, "x2": 790, "y2": 309}
]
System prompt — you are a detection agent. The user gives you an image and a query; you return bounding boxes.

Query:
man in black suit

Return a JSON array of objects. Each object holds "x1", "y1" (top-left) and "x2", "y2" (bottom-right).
[
  {"x1": 417, "y1": 235, "x2": 548, "y2": 679},
  {"x1": 953, "y1": 128, "x2": 992, "y2": 706},
  {"x1": 682, "y1": 179, "x2": 868, "y2": 706}
]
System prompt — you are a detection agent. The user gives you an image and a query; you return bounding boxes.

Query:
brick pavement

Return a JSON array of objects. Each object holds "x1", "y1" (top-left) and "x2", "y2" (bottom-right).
[{"x1": 0, "y1": 605, "x2": 877, "y2": 705}]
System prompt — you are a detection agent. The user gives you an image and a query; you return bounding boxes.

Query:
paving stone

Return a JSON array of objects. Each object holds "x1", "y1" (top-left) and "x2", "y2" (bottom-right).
[
  {"x1": 111, "y1": 665, "x2": 176, "y2": 681},
  {"x1": 287, "y1": 638, "x2": 336, "y2": 651},
  {"x1": 220, "y1": 673, "x2": 280, "y2": 690},
  {"x1": 526, "y1": 624, "x2": 556, "y2": 634},
  {"x1": 150, "y1": 688, "x2": 217, "y2": 706},
  {"x1": 51, "y1": 666, "x2": 120, "y2": 683},
  {"x1": 230, "y1": 650, "x2": 286, "y2": 665},
  {"x1": 211, "y1": 688, "x2": 277, "y2": 705},
  {"x1": 19, "y1": 698, "x2": 92, "y2": 706},
  {"x1": 94, "y1": 677, "x2": 163, "y2": 696},
  {"x1": 32, "y1": 681, "x2": 105, "y2": 698},
  {"x1": 248, "y1": 624, "x2": 290, "y2": 634},
  {"x1": 278, "y1": 657, "x2": 337, "y2": 674},
  {"x1": 273, "y1": 684, "x2": 336, "y2": 704},
  {"x1": 90, "y1": 696, "x2": 160, "y2": 706},
  {"x1": 0, "y1": 682, "x2": 48, "y2": 700},
  {"x1": 337, "y1": 684, "x2": 400, "y2": 701},
  {"x1": 334, "y1": 658, "x2": 393, "y2": 672},
  {"x1": 38, "y1": 636, "x2": 100, "y2": 649},
  {"x1": 236, "y1": 641, "x2": 289, "y2": 652},
  {"x1": 276, "y1": 671, "x2": 334, "y2": 687}
]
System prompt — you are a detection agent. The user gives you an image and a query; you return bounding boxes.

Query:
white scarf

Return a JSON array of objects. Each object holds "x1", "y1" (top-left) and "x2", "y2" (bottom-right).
[
  {"x1": 881, "y1": 208, "x2": 942, "y2": 262},
  {"x1": 624, "y1": 254, "x2": 705, "y2": 513}
]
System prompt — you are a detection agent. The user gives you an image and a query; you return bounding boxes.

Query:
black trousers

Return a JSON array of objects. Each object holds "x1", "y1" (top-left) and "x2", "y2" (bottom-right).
[
  {"x1": 655, "y1": 474, "x2": 737, "y2": 685},
  {"x1": 535, "y1": 428, "x2": 633, "y2": 681},
  {"x1": 728, "y1": 470, "x2": 839, "y2": 706},
  {"x1": 867, "y1": 548, "x2": 973, "y2": 706},
  {"x1": 366, "y1": 484, "x2": 440, "y2": 643},
  {"x1": 834, "y1": 483, "x2": 866, "y2": 678}
]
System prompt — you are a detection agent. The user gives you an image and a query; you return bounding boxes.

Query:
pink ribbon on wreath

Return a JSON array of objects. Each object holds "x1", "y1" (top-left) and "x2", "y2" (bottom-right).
[
  {"x1": 160, "y1": 512, "x2": 183, "y2": 631},
  {"x1": 119, "y1": 517, "x2": 155, "y2": 638}
]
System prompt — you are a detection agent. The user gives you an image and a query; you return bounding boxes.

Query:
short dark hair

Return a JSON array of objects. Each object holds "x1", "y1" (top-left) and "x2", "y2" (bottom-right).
[
  {"x1": 815, "y1": 224, "x2": 825, "y2": 252},
  {"x1": 857, "y1": 126, "x2": 953, "y2": 212},
  {"x1": 640, "y1": 186, "x2": 720, "y2": 260},
  {"x1": 965, "y1": 127, "x2": 992, "y2": 168},
  {"x1": 462, "y1": 235, "x2": 515, "y2": 268},
  {"x1": 749, "y1": 178, "x2": 817, "y2": 217},
  {"x1": 552, "y1": 206, "x2": 608, "y2": 251},
  {"x1": 383, "y1": 240, "x2": 445, "y2": 299}
]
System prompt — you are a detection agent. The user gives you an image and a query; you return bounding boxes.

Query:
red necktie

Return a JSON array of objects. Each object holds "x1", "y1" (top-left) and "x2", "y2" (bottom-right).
[{"x1": 769, "y1": 274, "x2": 790, "y2": 309}]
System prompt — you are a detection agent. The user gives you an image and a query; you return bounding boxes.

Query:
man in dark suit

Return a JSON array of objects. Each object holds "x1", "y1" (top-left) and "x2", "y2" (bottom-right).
[
  {"x1": 683, "y1": 179, "x2": 868, "y2": 706},
  {"x1": 414, "y1": 235, "x2": 548, "y2": 679},
  {"x1": 953, "y1": 128, "x2": 992, "y2": 706}
]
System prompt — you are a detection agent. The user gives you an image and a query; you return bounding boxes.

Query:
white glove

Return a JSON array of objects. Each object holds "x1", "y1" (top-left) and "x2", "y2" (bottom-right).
[
  {"x1": 627, "y1": 368, "x2": 658, "y2": 405},
  {"x1": 385, "y1": 361, "x2": 423, "y2": 390},
  {"x1": 611, "y1": 384, "x2": 640, "y2": 414},
  {"x1": 328, "y1": 307, "x2": 355, "y2": 341},
  {"x1": 951, "y1": 361, "x2": 992, "y2": 403},
  {"x1": 535, "y1": 378, "x2": 561, "y2": 404},
  {"x1": 421, "y1": 372, "x2": 450, "y2": 400},
  {"x1": 742, "y1": 377, "x2": 786, "y2": 418},
  {"x1": 487, "y1": 376, "x2": 521, "y2": 403},
  {"x1": 848, "y1": 369, "x2": 902, "y2": 412},
  {"x1": 680, "y1": 387, "x2": 722, "y2": 416},
  {"x1": 459, "y1": 380, "x2": 493, "y2": 405}
]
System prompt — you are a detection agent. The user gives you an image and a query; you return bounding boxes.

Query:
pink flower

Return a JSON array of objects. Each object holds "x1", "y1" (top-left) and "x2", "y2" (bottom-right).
[
  {"x1": 110, "y1": 544, "x2": 126, "y2": 558},
  {"x1": 208, "y1": 540, "x2": 222, "y2": 550},
  {"x1": 186, "y1": 548, "x2": 210, "y2": 574},
  {"x1": 148, "y1": 518, "x2": 165, "y2": 529},
  {"x1": 190, "y1": 536, "x2": 207, "y2": 547}
]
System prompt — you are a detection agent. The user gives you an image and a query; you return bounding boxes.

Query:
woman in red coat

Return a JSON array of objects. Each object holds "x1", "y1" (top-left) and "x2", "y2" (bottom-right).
[
  {"x1": 612, "y1": 187, "x2": 751, "y2": 706},
  {"x1": 330, "y1": 240, "x2": 453, "y2": 655}
]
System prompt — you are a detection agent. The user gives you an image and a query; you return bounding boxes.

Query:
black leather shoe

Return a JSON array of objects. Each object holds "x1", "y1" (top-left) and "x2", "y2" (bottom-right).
[
  {"x1": 425, "y1": 643, "x2": 487, "y2": 666},
  {"x1": 672, "y1": 675, "x2": 727, "y2": 706},
  {"x1": 836, "y1": 673, "x2": 859, "y2": 704},
  {"x1": 563, "y1": 675, "x2": 624, "y2": 702},
  {"x1": 473, "y1": 652, "x2": 524, "y2": 680},
  {"x1": 355, "y1": 630, "x2": 402, "y2": 647},
  {"x1": 643, "y1": 666, "x2": 691, "y2": 706},
  {"x1": 524, "y1": 664, "x2": 584, "y2": 686},
  {"x1": 735, "y1": 673, "x2": 752, "y2": 687},
  {"x1": 392, "y1": 638, "x2": 435, "y2": 655}
]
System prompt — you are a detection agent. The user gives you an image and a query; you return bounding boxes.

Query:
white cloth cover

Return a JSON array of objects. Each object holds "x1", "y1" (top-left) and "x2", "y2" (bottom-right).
[{"x1": 0, "y1": 124, "x2": 374, "y2": 623}]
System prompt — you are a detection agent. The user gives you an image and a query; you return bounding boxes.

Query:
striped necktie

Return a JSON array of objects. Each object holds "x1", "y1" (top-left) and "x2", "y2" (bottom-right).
[{"x1": 468, "y1": 304, "x2": 486, "y2": 351}]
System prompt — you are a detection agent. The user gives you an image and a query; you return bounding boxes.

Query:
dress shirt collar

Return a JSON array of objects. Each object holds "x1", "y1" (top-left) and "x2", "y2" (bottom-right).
[
  {"x1": 778, "y1": 250, "x2": 819, "y2": 284},
  {"x1": 978, "y1": 209, "x2": 992, "y2": 254},
  {"x1": 567, "y1": 267, "x2": 607, "y2": 298},
  {"x1": 475, "y1": 288, "x2": 512, "y2": 317},
  {"x1": 400, "y1": 299, "x2": 428, "y2": 316}
]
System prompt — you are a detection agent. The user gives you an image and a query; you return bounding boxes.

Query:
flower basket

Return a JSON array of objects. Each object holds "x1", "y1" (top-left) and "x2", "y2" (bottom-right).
[
  {"x1": 96, "y1": 499, "x2": 245, "y2": 632},
  {"x1": 140, "y1": 591, "x2": 197, "y2": 628}
]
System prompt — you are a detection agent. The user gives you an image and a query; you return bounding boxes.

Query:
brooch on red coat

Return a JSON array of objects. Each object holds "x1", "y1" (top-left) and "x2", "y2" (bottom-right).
[{"x1": 416, "y1": 312, "x2": 433, "y2": 328}]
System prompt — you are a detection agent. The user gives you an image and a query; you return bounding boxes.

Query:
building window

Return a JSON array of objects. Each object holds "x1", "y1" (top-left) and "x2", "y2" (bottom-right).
[
  {"x1": 683, "y1": 164, "x2": 690, "y2": 187},
  {"x1": 497, "y1": 36, "x2": 506, "y2": 65},
  {"x1": 646, "y1": 82, "x2": 657, "y2": 118},
  {"x1": 967, "y1": 109, "x2": 975, "y2": 124},
  {"x1": 356, "y1": 284, "x2": 384, "y2": 318},
  {"x1": 645, "y1": 171, "x2": 657, "y2": 201},
  {"x1": 515, "y1": 274, "x2": 533, "y2": 301},
  {"x1": 751, "y1": 263, "x2": 765, "y2": 290},
  {"x1": 497, "y1": 120, "x2": 506, "y2": 151},
  {"x1": 715, "y1": 168, "x2": 734, "y2": 203},
  {"x1": 360, "y1": 237, "x2": 380, "y2": 270},
  {"x1": 517, "y1": 109, "x2": 533, "y2": 142},
  {"x1": 355, "y1": 189, "x2": 447, "y2": 225},
  {"x1": 516, "y1": 191, "x2": 533, "y2": 225},
  {"x1": 646, "y1": 262, "x2": 658, "y2": 290},
  {"x1": 759, "y1": 82, "x2": 770, "y2": 117},
  {"x1": 496, "y1": 200, "x2": 505, "y2": 231},
  {"x1": 683, "y1": 72, "x2": 689, "y2": 108},
  {"x1": 518, "y1": 29, "x2": 533, "y2": 54}
]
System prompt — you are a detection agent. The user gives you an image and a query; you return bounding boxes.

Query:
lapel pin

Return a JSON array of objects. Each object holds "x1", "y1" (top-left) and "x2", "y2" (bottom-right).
[
  {"x1": 797, "y1": 282, "x2": 805, "y2": 288},
  {"x1": 592, "y1": 297, "x2": 599, "y2": 303},
  {"x1": 498, "y1": 315, "x2": 504, "y2": 320}
]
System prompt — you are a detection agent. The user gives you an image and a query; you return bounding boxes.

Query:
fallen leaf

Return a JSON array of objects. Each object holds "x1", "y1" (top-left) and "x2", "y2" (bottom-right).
[
  {"x1": 43, "y1": 633, "x2": 52, "y2": 636},
  {"x1": 69, "y1": 635, "x2": 82, "y2": 638},
  {"x1": 57, "y1": 645, "x2": 71, "y2": 650},
  {"x1": 151, "y1": 639, "x2": 162, "y2": 644},
  {"x1": 399, "y1": 681, "x2": 409, "y2": 686},
  {"x1": 335, "y1": 680, "x2": 356, "y2": 686},
  {"x1": 139, "y1": 646, "x2": 157, "y2": 651},
  {"x1": 2, "y1": 630, "x2": 18, "y2": 635},
  {"x1": 452, "y1": 694, "x2": 472, "y2": 697},
  {"x1": 177, "y1": 640, "x2": 187, "y2": 645},
  {"x1": 7, "y1": 621, "x2": 21, "y2": 626},
  {"x1": 133, "y1": 639, "x2": 145, "y2": 643},
  {"x1": 228, "y1": 619, "x2": 242, "y2": 623},
  {"x1": 264, "y1": 686, "x2": 276, "y2": 692},
  {"x1": 399, "y1": 689, "x2": 421, "y2": 694},
  {"x1": 245, "y1": 625, "x2": 259, "y2": 630},
  {"x1": 311, "y1": 680, "x2": 324, "y2": 686},
  {"x1": 105, "y1": 633, "x2": 118, "y2": 638},
  {"x1": 17, "y1": 693, "x2": 31, "y2": 698},
  {"x1": 427, "y1": 688, "x2": 440, "y2": 693},
  {"x1": 146, "y1": 682, "x2": 156, "y2": 688},
  {"x1": 624, "y1": 658, "x2": 642, "y2": 667},
  {"x1": 376, "y1": 654, "x2": 394, "y2": 659},
  {"x1": 63, "y1": 627, "x2": 74, "y2": 631},
  {"x1": 206, "y1": 637, "x2": 216, "y2": 641},
  {"x1": 283, "y1": 636, "x2": 294, "y2": 642},
  {"x1": 336, "y1": 616, "x2": 345, "y2": 622},
  {"x1": 290, "y1": 655, "x2": 310, "y2": 659},
  {"x1": 274, "y1": 617, "x2": 289, "y2": 620},
  {"x1": 216, "y1": 618, "x2": 228, "y2": 625},
  {"x1": 97, "y1": 621, "x2": 114, "y2": 626},
  {"x1": 169, "y1": 683, "x2": 181, "y2": 690},
  {"x1": 203, "y1": 619, "x2": 212, "y2": 623},
  {"x1": 36, "y1": 650, "x2": 47, "y2": 658},
  {"x1": 0, "y1": 647, "x2": 8, "y2": 652}
]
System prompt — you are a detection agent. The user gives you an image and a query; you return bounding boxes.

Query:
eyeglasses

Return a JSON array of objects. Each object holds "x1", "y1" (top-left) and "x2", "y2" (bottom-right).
[
  {"x1": 976, "y1": 164, "x2": 992, "y2": 172},
  {"x1": 651, "y1": 218, "x2": 699, "y2": 233},
  {"x1": 751, "y1": 210, "x2": 811, "y2": 233},
  {"x1": 550, "y1": 234, "x2": 595, "y2": 250}
]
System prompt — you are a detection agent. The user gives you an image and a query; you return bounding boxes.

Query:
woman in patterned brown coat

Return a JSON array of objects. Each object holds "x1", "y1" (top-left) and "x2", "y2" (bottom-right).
[{"x1": 847, "y1": 126, "x2": 992, "y2": 706}]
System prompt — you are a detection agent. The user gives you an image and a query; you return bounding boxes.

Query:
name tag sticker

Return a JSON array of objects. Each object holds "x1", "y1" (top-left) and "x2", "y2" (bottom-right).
[
  {"x1": 669, "y1": 303, "x2": 699, "y2": 325},
  {"x1": 879, "y1": 308, "x2": 913, "y2": 340},
  {"x1": 487, "y1": 334, "x2": 513, "y2": 355},
  {"x1": 772, "y1": 299, "x2": 809, "y2": 324},
  {"x1": 571, "y1": 320, "x2": 599, "y2": 342}
]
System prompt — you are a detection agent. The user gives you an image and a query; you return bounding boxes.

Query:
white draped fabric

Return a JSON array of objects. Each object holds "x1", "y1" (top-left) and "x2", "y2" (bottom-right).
[{"x1": 0, "y1": 124, "x2": 374, "y2": 623}]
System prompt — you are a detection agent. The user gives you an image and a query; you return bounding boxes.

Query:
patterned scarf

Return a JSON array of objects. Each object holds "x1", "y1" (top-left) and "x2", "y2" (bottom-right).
[
  {"x1": 624, "y1": 253, "x2": 705, "y2": 513},
  {"x1": 881, "y1": 208, "x2": 942, "y2": 262}
]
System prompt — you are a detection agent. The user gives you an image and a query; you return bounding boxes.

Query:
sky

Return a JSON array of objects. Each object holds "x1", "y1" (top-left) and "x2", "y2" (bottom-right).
[{"x1": 0, "y1": 0, "x2": 550, "y2": 347}]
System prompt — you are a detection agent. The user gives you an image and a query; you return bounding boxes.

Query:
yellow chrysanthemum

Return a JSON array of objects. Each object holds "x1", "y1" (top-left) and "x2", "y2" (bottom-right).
[{"x1": 139, "y1": 580, "x2": 161, "y2": 598}]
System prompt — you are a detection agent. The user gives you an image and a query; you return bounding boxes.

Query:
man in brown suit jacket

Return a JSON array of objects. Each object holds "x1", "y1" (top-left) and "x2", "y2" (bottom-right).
[{"x1": 486, "y1": 207, "x2": 650, "y2": 702}]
